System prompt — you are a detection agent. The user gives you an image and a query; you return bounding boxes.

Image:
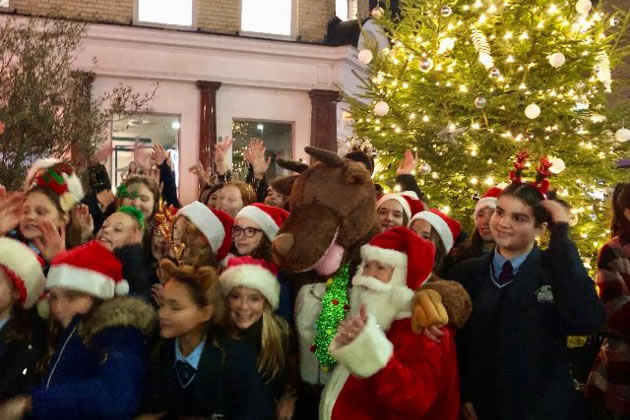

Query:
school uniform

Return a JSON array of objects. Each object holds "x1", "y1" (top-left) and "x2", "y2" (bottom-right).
[{"x1": 451, "y1": 223, "x2": 605, "y2": 420}]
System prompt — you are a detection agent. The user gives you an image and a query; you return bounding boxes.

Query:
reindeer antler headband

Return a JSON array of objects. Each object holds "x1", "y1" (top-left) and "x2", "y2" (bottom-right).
[{"x1": 508, "y1": 151, "x2": 554, "y2": 197}]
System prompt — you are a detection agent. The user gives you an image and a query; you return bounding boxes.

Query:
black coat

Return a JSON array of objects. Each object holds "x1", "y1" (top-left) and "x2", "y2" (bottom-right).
[
  {"x1": 0, "y1": 311, "x2": 46, "y2": 402},
  {"x1": 145, "y1": 333, "x2": 271, "y2": 419},
  {"x1": 450, "y1": 224, "x2": 605, "y2": 420}
]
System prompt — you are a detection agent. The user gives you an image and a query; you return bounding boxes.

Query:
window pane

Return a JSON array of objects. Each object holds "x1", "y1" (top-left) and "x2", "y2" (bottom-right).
[
  {"x1": 0, "y1": 0, "x2": 9, "y2": 8},
  {"x1": 138, "y1": 0, "x2": 193, "y2": 26},
  {"x1": 232, "y1": 120, "x2": 292, "y2": 180},
  {"x1": 241, "y1": 0, "x2": 292, "y2": 35},
  {"x1": 336, "y1": 0, "x2": 348, "y2": 20}
]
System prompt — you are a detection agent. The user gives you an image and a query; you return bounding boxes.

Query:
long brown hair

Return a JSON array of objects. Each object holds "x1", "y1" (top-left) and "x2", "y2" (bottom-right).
[{"x1": 612, "y1": 182, "x2": 630, "y2": 239}]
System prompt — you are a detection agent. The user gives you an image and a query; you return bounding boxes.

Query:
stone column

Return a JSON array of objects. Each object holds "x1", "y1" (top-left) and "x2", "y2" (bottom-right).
[
  {"x1": 196, "y1": 81, "x2": 222, "y2": 171},
  {"x1": 309, "y1": 89, "x2": 341, "y2": 154}
]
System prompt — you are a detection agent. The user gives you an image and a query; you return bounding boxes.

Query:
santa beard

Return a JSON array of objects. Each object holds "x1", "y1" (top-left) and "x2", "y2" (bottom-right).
[{"x1": 350, "y1": 273, "x2": 414, "y2": 331}]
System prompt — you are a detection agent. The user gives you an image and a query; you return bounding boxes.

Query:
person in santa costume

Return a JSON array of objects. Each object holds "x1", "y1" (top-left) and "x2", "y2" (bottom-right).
[
  {"x1": 320, "y1": 226, "x2": 465, "y2": 420},
  {"x1": 0, "y1": 238, "x2": 47, "y2": 402},
  {"x1": 0, "y1": 240, "x2": 156, "y2": 420}
]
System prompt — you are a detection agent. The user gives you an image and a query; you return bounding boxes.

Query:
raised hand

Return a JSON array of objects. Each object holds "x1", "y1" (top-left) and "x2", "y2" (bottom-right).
[
  {"x1": 396, "y1": 149, "x2": 416, "y2": 176},
  {"x1": 541, "y1": 199, "x2": 571, "y2": 225},
  {"x1": 244, "y1": 138, "x2": 272, "y2": 179},
  {"x1": 334, "y1": 304, "x2": 368, "y2": 347},
  {"x1": 33, "y1": 219, "x2": 66, "y2": 262},
  {"x1": 71, "y1": 204, "x2": 94, "y2": 243},
  {"x1": 214, "y1": 136, "x2": 233, "y2": 175},
  {"x1": 152, "y1": 144, "x2": 169, "y2": 166},
  {"x1": 188, "y1": 161, "x2": 212, "y2": 186},
  {"x1": 0, "y1": 191, "x2": 25, "y2": 236}
]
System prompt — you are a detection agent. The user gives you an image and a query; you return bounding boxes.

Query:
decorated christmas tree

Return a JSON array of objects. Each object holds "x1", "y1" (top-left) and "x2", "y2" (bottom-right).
[{"x1": 347, "y1": 0, "x2": 630, "y2": 268}]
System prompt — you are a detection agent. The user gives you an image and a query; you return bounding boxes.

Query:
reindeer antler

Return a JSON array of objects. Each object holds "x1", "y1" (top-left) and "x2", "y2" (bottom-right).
[
  {"x1": 305, "y1": 147, "x2": 345, "y2": 168},
  {"x1": 276, "y1": 158, "x2": 308, "y2": 174}
]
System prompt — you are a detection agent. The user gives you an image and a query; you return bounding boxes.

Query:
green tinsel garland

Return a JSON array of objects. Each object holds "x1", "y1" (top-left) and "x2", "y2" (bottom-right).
[{"x1": 313, "y1": 262, "x2": 351, "y2": 370}]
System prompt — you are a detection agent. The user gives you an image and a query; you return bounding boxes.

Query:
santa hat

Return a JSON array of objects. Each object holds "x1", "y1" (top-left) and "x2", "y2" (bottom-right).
[
  {"x1": 360, "y1": 226, "x2": 435, "y2": 291},
  {"x1": 0, "y1": 238, "x2": 46, "y2": 309},
  {"x1": 474, "y1": 186, "x2": 504, "y2": 219},
  {"x1": 219, "y1": 256, "x2": 280, "y2": 309},
  {"x1": 376, "y1": 191, "x2": 425, "y2": 223},
  {"x1": 410, "y1": 209, "x2": 462, "y2": 253},
  {"x1": 46, "y1": 240, "x2": 129, "y2": 300},
  {"x1": 177, "y1": 202, "x2": 233, "y2": 261},
  {"x1": 235, "y1": 203, "x2": 289, "y2": 241},
  {"x1": 25, "y1": 158, "x2": 84, "y2": 212}
]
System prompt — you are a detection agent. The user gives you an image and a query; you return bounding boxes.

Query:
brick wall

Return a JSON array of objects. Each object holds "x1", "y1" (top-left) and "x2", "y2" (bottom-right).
[
  {"x1": 296, "y1": 0, "x2": 335, "y2": 42},
  {"x1": 12, "y1": 0, "x2": 133, "y2": 24},
  {"x1": 356, "y1": 0, "x2": 370, "y2": 20},
  {"x1": 198, "y1": 0, "x2": 239, "y2": 34}
]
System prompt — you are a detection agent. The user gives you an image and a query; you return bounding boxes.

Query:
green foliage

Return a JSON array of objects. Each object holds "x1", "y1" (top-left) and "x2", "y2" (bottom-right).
[
  {"x1": 0, "y1": 17, "x2": 156, "y2": 190},
  {"x1": 348, "y1": 0, "x2": 630, "y2": 268}
]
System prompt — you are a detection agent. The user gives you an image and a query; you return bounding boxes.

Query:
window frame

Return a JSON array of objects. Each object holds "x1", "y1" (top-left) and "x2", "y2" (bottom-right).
[
  {"x1": 134, "y1": 0, "x2": 197, "y2": 30},
  {"x1": 239, "y1": 0, "x2": 297, "y2": 40},
  {"x1": 0, "y1": 0, "x2": 13, "y2": 10}
]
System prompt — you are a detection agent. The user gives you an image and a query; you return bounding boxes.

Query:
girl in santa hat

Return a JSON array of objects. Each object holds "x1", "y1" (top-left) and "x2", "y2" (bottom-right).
[
  {"x1": 409, "y1": 209, "x2": 462, "y2": 277},
  {"x1": 139, "y1": 259, "x2": 267, "y2": 419},
  {"x1": 376, "y1": 191, "x2": 424, "y2": 232},
  {"x1": 0, "y1": 240, "x2": 156, "y2": 419},
  {"x1": 0, "y1": 238, "x2": 47, "y2": 403},
  {"x1": 219, "y1": 256, "x2": 294, "y2": 420}
]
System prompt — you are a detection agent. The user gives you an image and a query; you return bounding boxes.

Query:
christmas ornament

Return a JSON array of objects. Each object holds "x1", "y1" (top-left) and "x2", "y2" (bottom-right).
[
  {"x1": 594, "y1": 51, "x2": 612, "y2": 90},
  {"x1": 357, "y1": 49, "x2": 373, "y2": 64},
  {"x1": 548, "y1": 53, "x2": 566, "y2": 68},
  {"x1": 419, "y1": 57, "x2": 434, "y2": 72},
  {"x1": 489, "y1": 68, "x2": 501, "y2": 78},
  {"x1": 525, "y1": 103, "x2": 541, "y2": 119},
  {"x1": 440, "y1": 5, "x2": 453, "y2": 16},
  {"x1": 471, "y1": 29, "x2": 494, "y2": 70},
  {"x1": 374, "y1": 101, "x2": 389, "y2": 116},
  {"x1": 313, "y1": 263, "x2": 351, "y2": 369},
  {"x1": 575, "y1": 0, "x2": 592, "y2": 15},
  {"x1": 371, "y1": 7, "x2": 384, "y2": 19},
  {"x1": 610, "y1": 16, "x2": 620, "y2": 26},
  {"x1": 549, "y1": 156, "x2": 566, "y2": 174},
  {"x1": 438, "y1": 37, "x2": 455, "y2": 54},
  {"x1": 438, "y1": 121, "x2": 467, "y2": 142},
  {"x1": 616, "y1": 128, "x2": 630, "y2": 142},
  {"x1": 419, "y1": 162, "x2": 432, "y2": 174},
  {"x1": 474, "y1": 96, "x2": 487, "y2": 108}
]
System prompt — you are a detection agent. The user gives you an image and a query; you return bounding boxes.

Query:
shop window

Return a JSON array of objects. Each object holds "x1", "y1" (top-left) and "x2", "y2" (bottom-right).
[
  {"x1": 241, "y1": 0, "x2": 292, "y2": 37},
  {"x1": 136, "y1": 0, "x2": 194, "y2": 27}
]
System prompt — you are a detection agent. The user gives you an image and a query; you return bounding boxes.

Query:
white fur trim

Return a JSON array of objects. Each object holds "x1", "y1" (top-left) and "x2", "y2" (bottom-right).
[
  {"x1": 47, "y1": 264, "x2": 116, "y2": 300},
  {"x1": 376, "y1": 194, "x2": 411, "y2": 221},
  {"x1": 320, "y1": 365, "x2": 350, "y2": 420},
  {"x1": 474, "y1": 197, "x2": 498, "y2": 218},
  {"x1": 360, "y1": 244, "x2": 408, "y2": 268},
  {"x1": 115, "y1": 279, "x2": 129, "y2": 296},
  {"x1": 330, "y1": 314, "x2": 393, "y2": 378},
  {"x1": 411, "y1": 211, "x2": 454, "y2": 252},
  {"x1": 236, "y1": 206, "x2": 279, "y2": 240},
  {"x1": 219, "y1": 264, "x2": 280, "y2": 309},
  {"x1": 0, "y1": 238, "x2": 45, "y2": 309},
  {"x1": 62, "y1": 172, "x2": 85, "y2": 203},
  {"x1": 178, "y1": 202, "x2": 224, "y2": 253},
  {"x1": 25, "y1": 158, "x2": 61, "y2": 186},
  {"x1": 399, "y1": 190, "x2": 419, "y2": 200}
]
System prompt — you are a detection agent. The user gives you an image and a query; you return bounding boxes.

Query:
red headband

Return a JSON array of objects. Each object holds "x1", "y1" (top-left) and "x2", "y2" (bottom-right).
[{"x1": 508, "y1": 151, "x2": 552, "y2": 197}]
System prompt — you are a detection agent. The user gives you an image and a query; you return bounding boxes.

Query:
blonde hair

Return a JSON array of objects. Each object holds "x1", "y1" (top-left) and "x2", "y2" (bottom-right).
[{"x1": 225, "y1": 181, "x2": 256, "y2": 206}]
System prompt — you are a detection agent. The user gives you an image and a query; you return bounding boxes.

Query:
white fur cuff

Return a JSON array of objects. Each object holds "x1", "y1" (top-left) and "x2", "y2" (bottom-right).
[{"x1": 330, "y1": 315, "x2": 393, "y2": 378}]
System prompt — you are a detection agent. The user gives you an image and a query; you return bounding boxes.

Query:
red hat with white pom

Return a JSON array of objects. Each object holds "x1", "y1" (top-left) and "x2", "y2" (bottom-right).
[
  {"x1": 376, "y1": 191, "x2": 425, "y2": 224},
  {"x1": 219, "y1": 256, "x2": 280, "y2": 309},
  {"x1": 177, "y1": 202, "x2": 234, "y2": 261},
  {"x1": 235, "y1": 203, "x2": 289, "y2": 241},
  {"x1": 0, "y1": 238, "x2": 46, "y2": 309},
  {"x1": 474, "y1": 186, "x2": 505, "y2": 219},
  {"x1": 410, "y1": 209, "x2": 462, "y2": 253},
  {"x1": 360, "y1": 226, "x2": 436, "y2": 291},
  {"x1": 46, "y1": 240, "x2": 129, "y2": 299}
]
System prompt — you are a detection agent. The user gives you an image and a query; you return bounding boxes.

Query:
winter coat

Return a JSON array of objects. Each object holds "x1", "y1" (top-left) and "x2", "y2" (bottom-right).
[
  {"x1": 450, "y1": 223, "x2": 605, "y2": 420},
  {"x1": 0, "y1": 310, "x2": 47, "y2": 402},
  {"x1": 113, "y1": 243, "x2": 153, "y2": 301},
  {"x1": 144, "y1": 331, "x2": 269, "y2": 419},
  {"x1": 320, "y1": 316, "x2": 460, "y2": 420},
  {"x1": 587, "y1": 235, "x2": 630, "y2": 414},
  {"x1": 30, "y1": 296, "x2": 156, "y2": 419}
]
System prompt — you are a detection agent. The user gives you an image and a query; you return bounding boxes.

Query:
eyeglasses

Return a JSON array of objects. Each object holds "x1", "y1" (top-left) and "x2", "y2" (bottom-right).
[{"x1": 232, "y1": 226, "x2": 263, "y2": 238}]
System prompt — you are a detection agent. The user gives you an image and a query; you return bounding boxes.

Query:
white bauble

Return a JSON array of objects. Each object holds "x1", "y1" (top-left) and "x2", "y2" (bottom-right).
[
  {"x1": 616, "y1": 128, "x2": 630, "y2": 142},
  {"x1": 371, "y1": 7, "x2": 384, "y2": 18},
  {"x1": 575, "y1": 0, "x2": 592, "y2": 15},
  {"x1": 374, "y1": 101, "x2": 390, "y2": 116},
  {"x1": 549, "y1": 157, "x2": 566, "y2": 174},
  {"x1": 548, "y1": 53, "x2": 566, "y2": 68},
  {"x1": 438, "y1": 37, "x2": 455, "y2": 54},
  {"x1": 525, "y1": 103, "x2": 541, "y2": 119},
  {"x1": 358, "y1": 49, "x2": 373, "y2": 64}
]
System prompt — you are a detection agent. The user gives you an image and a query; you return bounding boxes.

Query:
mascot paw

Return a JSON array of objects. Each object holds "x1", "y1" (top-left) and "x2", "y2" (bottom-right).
[
  {"x1": 411, "y1": 289, "x2": 449, "y2": 334},
  {"x1": 414, "y1": 279, "x2": 472, "y2": 333}
]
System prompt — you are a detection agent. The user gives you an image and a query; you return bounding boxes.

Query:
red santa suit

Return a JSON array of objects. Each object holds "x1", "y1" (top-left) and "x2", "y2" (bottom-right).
[{"x1": 320, "y1": 226, "x2": 461, "y2": 420}]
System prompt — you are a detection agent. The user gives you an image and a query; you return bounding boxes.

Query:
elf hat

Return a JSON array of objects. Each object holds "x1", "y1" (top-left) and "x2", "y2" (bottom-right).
[
  {"x1": 410, "y1": 209, "x2": 462, "y2": 253},
  {"x1": 474, "y1": 186, "x2": 504, "y2": 219},
  {"x1": 25, "y1": 158, "x2": 84, "y2": 212},
  {"x1": 177, "y1": 202, "x2": 234, "y2": 261},
  {"x1": 219, "y1": 256, "x2": 280, "y2": 309},
  {"x1": 360, "y1": 226, "x2": 435, "y2": 291},
  {"x1": 235, "y1": 203, "x2": 289, "y2": 241},
  {"x1": 376, "y1": 191, "x2": 425, "y2": 224},
  {"x1": 0, "y1": 238, "x2": 46, "y2": 309},
  {"x1": 46, "y1": 240, "x2": 129, "y2": 299}
]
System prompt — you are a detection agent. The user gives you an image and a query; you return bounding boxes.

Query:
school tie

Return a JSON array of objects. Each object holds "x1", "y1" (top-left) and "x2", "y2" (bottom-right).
[
  {"x1": 176, "y1": 360, "x2": 196, "y2": 387},
  {"x1": 497, "y1": 261, "x2": 514, "y2": 286}
]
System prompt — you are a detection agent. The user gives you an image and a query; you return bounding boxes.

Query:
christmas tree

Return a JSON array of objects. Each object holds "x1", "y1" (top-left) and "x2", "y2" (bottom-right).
[{"x1": 348, "y1": 0, "x2": 630, "y2": 269}]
